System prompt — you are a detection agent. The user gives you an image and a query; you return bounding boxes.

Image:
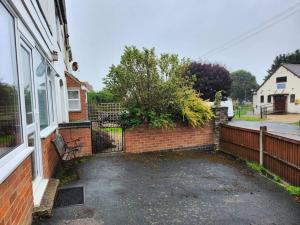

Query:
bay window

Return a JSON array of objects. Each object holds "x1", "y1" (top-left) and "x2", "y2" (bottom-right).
[
  {"x1": 0, "y1": 2, "x2": 23, "y2": 158},
  {"x1": 33, "y1": 50, "x2": 57, "y2": 130}
]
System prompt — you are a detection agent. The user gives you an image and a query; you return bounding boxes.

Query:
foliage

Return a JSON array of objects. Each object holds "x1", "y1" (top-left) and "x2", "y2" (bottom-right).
[
  {"x1": 214, "y1": 91, "x2": 222, "y2": 107},
  {"x1": 105, "y1": 46, "x2": 213, "y2": 128},
  {"x1": 265, "y1": 49, "x2": 300, "y2": 80},
  {"x1": 286, "y1": 185, "x2": 300, "y2": 196},
  {"x1": 88, "y1": 89, "x2": 119, "y2": 103},
  {"x1": 187, "y1": 62, "x2": 232, "y2": 101},
  {"x1": 175, "y1": 88, "x2": 213, "y2": 127},
  {"x1": 246, "y1": 161, "x2": 264, "y2": 173},
  {"x1": 230, "y1": 70, "x2": 258, "y2": 102}
]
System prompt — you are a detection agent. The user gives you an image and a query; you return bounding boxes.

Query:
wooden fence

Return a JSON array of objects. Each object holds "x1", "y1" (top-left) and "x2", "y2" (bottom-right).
[{"x1": 220, "y1": 124, "x2": 300, "y2": 186}]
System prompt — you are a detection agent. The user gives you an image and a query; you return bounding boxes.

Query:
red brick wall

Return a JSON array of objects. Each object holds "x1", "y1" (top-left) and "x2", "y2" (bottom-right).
[
  {"x1": 124, "y1": 122, "x2": 214, "y2": 153},
  {"x1": 66, "y1": 73, "x2": 88, "y2": 121},
  {"x1": 0, "y1": 157, "x2": 33, "y2": 225},
  {"x1": 41, "y1": 131, "x2": 59, "y2": 178},
  {"x1": 59, "y1": 127, "x2": 92, "y2": 157}
]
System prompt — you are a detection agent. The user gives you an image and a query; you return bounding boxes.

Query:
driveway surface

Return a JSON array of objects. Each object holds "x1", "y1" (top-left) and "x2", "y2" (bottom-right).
[
  {"x1": 229, "y1": 120, "x2": 300, "y2": 141},
  {"x1": 35, "y1": 151, "x2": 300, "y2": 225}
]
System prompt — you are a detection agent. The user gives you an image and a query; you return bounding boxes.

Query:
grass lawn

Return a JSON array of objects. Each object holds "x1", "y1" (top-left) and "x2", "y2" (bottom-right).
[
  {"x1": 233, "y1": 115, "x2": 265, "y2": 121},
  {"x1": 234, "y1": 104, "x2": 253, "y2": 116},
  {"x1": 288, "y1": 121, "x2": 300, "y2": 126},
  {"x1": 101, "y1": 127, "x2": 122, "y2": 133},
  {"x1": 233, "y1": 104, "x2": 264, "y2": 121}
]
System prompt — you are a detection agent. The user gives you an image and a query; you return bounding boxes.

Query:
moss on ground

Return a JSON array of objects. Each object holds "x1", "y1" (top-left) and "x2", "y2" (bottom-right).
[{"x1": 54, "y1": 156, "x2": 92, "y2": 187}]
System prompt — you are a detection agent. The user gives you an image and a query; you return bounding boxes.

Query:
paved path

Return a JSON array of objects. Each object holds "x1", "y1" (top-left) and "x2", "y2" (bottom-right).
[
  {"x1": 229, "y1": 120, "x2": 300, "y2": 141},
  {"x1": 35, "y1": 151, "x2": 300, "y2": 225}
]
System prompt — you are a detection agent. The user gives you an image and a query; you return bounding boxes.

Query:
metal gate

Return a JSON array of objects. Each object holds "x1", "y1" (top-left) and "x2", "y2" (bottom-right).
[{"x1": 88, "y1": 103, "x2": 123, "y2": 153}]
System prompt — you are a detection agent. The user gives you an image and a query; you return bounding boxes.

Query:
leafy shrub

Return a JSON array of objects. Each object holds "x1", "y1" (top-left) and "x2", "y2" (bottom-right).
[
  {"x1": 175, "y1": 88, "x2": 213, "y2": 127},
  {"x1": 105, "y1": 46, "x2": 213, "y2": 128}
]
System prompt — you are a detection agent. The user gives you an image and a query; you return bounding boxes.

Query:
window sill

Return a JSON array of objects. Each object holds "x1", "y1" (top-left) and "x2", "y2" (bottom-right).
[
  {"x1": 40, "y1": 125, "x2": 58, "y2": 139},
  {"x1": 69, "y1": 110, "x2": 82, "y2": 112},
  {"x1": 0, "y1": 147, "x2": 34, "y2": 184}
]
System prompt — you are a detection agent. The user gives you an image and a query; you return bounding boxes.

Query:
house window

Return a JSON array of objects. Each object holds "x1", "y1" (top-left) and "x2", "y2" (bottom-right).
[
  {"x1": 0, "y1": 3, "x2": 23, "y2": 158},
  {"x1": 34, "y1": 50, "x2": 48, "y2": 130},
  {"x1": 68, "y1": 89, "x2": 81, "y2": 111},
  {"x1": 276, "y1": 76, "x2": 287, "y2": 83},
  {"x1": 290, "y1": 94, "x2": 295, "y2": 103},
  {"x1": 260, "y1": 96, "x2": 264, "y2": 103},
  {"x1": 21, "y1": 46, "x2": 34, "y2": 125},
  {"x1": 267, "y1": 95, "x2": 271, "y2": 103}
]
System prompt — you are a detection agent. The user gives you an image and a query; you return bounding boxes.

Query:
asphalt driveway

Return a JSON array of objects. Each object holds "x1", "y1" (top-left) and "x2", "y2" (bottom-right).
[{"x1": 35, "y1": 151, "x2": 300, "y2": 225}]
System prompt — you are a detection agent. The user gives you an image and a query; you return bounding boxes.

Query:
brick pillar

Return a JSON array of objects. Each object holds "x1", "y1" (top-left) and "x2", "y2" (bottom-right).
[{"x1": 213, "y1": 107, "x2": 228, "y2": 151}]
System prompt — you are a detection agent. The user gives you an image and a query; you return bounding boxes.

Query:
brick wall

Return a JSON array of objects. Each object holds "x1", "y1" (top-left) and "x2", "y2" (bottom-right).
[
  {"x1": 65, "y1": 73, "x2": 88, "y2": 121},
  {"x1": 41, "y1": 131, "x2": 59, "y2": 178},
  {"x1": 0, "y1": 157, "x2": 33, "y2": 225},
  {"x1": 124, "y1": 122, "x2": 214, "y2": 153},
  {"x1": 59, "y1": 126, "x2": 92, "y2": 157}
]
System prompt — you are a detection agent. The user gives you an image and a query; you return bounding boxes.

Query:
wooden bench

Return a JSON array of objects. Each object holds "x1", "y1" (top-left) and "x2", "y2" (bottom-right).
[{"x1": 52, "y1": 133, "x2": 82, "y2": 177}]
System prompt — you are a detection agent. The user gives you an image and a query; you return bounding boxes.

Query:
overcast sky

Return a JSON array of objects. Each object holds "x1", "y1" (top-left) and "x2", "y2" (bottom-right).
[{"x1": 65, "y1": 0, "x2": 300, "y2": 91}]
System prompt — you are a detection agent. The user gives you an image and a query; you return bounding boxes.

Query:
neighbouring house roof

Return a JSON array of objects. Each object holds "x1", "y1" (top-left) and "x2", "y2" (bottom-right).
[
  {"x1": 282, "y1": 64, "x2": 300, "y2": 78},
  {"x1": 65, "y1": 72, "x2": 83, "y2": 86},
  {"x1": 256, "y1": 64, "x2": 300, "y2": 92}
]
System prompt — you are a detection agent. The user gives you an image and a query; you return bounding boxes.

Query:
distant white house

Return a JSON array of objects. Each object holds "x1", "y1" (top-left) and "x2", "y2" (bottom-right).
[{"x1": 253, "y1": 64, "x2": 300, "y2": 114}]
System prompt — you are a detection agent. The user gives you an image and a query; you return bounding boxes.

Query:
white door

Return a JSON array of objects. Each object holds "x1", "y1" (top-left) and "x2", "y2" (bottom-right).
[{"x1": 19, "y1": 40, "x2": 43, "y2": 187}]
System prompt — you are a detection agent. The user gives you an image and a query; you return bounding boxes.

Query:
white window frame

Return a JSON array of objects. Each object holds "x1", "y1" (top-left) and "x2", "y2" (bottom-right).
[
  {"x1": 68, "y1": 88, "x2": 81, "y2": 112},
  {"x1": 0, "y1": 1, "x2": 34, "y2": 183}
]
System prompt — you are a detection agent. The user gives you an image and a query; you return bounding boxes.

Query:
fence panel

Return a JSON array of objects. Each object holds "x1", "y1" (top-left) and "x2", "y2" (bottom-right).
[
  {"x1": 220, "y1": 124, "x2": 300, "y2": 186},
  {"x1": 220, "y1": 124, "x2": 260, "y2": 163},
  {"x1": 264, "y1": 133, "x2": 300, "y2": 186}
]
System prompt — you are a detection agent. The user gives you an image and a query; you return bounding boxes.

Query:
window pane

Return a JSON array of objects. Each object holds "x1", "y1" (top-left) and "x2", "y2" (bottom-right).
[
  {"x1": 48, "y1": 79, "x2": 54, "y2": 122},
  {"x1": 0, "y1": 3, "x2": 23, "y2": 158},
  {"x1": 68, "y1": 100, "x2": 80, "y2": 111},
  {"x1": 33, "y1": 50, "x2": 49, "y2": 130},
  {"x1": 68, "y1": 90, "x2": 79, "y2": 99},
  {"x1": 21, "y1": 46, "x2": 34, "y2": 124}
]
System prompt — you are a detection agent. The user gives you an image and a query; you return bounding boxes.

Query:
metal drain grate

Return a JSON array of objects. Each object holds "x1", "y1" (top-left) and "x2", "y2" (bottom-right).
[{"x1": 54, "y1": 187, "x2": 84, "y2": 208}]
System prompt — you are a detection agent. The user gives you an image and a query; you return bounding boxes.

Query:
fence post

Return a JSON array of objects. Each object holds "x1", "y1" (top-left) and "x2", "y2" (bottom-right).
[{"x1": 259, "y1": 126, "x2": 267, "y2": 166}]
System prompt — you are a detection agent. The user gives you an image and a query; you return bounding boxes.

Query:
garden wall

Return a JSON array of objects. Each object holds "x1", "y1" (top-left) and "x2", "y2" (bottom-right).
[
  {"x1": 58, "y1": 121, "x2": 92, "y2": 157},
  {"x1": 124, "y1": 122, "x2": 214, "y2": 153}
]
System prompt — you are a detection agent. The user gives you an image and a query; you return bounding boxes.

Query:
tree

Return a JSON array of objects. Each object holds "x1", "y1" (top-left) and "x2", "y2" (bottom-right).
[
  {"x1": 187, "y1": 62, "x2": 232, "y2": 101},
  {"x1": 104, "y1": 46, "x2": 213, "y2": 128},
  {"x1": 87, "y1": 89, "x2": 119, "y2": 103},
  {"x1": 230, "y1": 70, "x2": 258, "y2": 102},
  {"x1": 266, "y1": 49, "x2": 300, "y2": 80}
]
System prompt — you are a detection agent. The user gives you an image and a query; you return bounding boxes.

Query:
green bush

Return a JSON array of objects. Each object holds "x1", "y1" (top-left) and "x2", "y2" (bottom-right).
[{"x1": 105, "y1": 46, "x2": 213, "y2": 128}]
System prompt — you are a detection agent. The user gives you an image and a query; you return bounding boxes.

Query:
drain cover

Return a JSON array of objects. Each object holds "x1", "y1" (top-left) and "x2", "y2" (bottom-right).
[{"x1": 54, "y1": 187, "x2": 84, "y2": 208}]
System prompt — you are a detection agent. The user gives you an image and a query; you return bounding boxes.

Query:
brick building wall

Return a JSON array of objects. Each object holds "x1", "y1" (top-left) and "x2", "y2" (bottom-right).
[
  {"x1": 0, "y1": 157, "x2": 33, "y2": 225},
  {"x1": 41, "y1": 131, "x2": 59, "y2": 178},
  {"x1": 65, "y1": 73, "x2": 88, "y2": 121},
  {"x1": 124, "y1": 122, "x2": 214, "y2": 153}
]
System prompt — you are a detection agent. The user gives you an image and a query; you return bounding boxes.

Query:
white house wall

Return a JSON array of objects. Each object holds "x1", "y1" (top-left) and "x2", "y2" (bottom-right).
[
  {"x1": 9, "y1": 0, "x2": 69, "y2": 123},
  {"x1": 254, "y1": 66, "x2": 300, "y2": 113}
]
